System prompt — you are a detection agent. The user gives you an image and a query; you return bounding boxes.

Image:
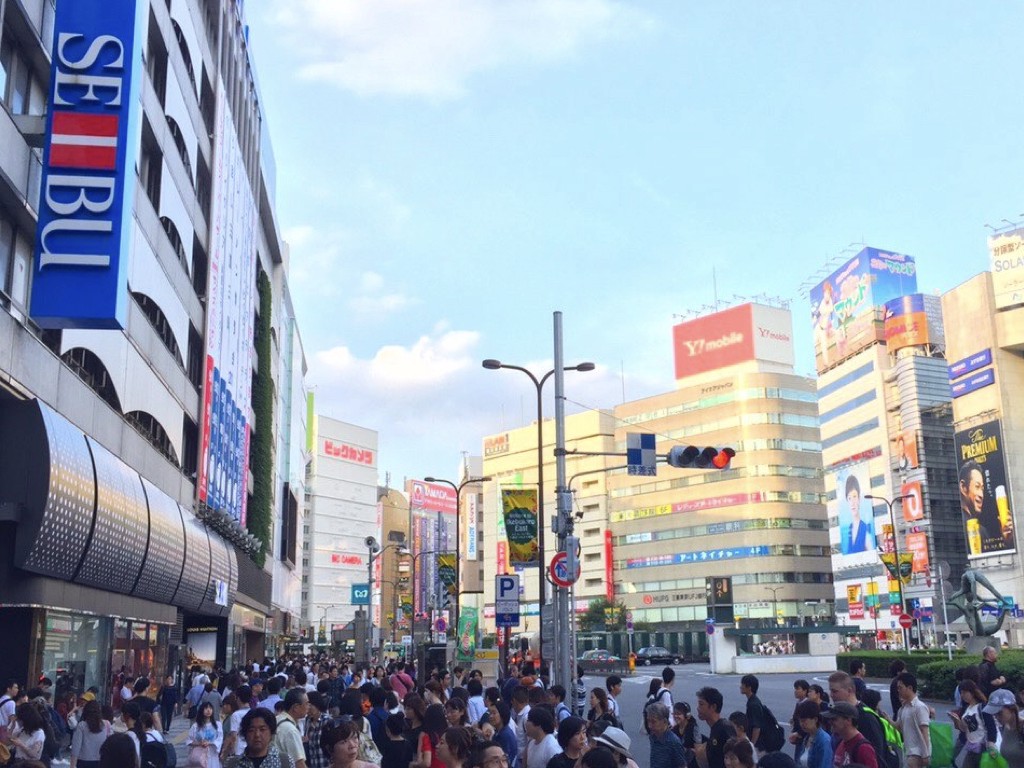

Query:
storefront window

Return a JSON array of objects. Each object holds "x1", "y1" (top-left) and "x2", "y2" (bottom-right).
[{"x1": 37, "y1": 611, "x2": 113, "y2": 703}]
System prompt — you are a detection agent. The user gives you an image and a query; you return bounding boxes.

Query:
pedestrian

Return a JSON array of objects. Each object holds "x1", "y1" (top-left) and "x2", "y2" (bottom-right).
[
  {"x1": 586, "y1": 688, "x2": 620, "y2": 729},
  {"x1": 645, "y1": 702, "x2": 688, "y2": 768},
  {"x1": 982, "y1": 688, "x2": 1024, "y2": 764},
  {"x1": 723, "y1": 736, "x2": 754, "y2": 768},
  {"x1": 849, "y1": 661, "x2": 867, "y2": 702},
  {"x1": 894, "y1": 673, "x2": 930, "y2": 768},
  {"x1": 523, "y1": 707, "x2": 559, "y2": 768},
  {"x1": 305, "y1": 692, "x2": 330, "y2": 768},
  {"x1": 546, "y1": 716, "x2": 587, "y2": 768},
  {"x1": 187, "y1": 701, "x2": 223, "y2": 768},
  {"x1": 157, "y1": 676, "x2": 178, "y2": 734},
  {"x1": 10, "y1": 700, "x2": 49, "y2": 763},
  {"x1": 822, "y1": 702, "x2": 877, "y2": 768},
  {"x1": 274, "y1": 688, "x2": 309, "y2": 768},
  {"x1": 792, "y1": 700, "x2": 831, "y2": 768},
  {"x1": 948, "y1": 680, "x2": 996, "y2": 768},
  {"x1": 70, "y1": 700, "x2": 111, "y2": 768},
  {"x1": 888, "y1": 660, "x2": 906, "y2": 719},
  {"x1": 695, "y1": 687, "x2": 734, "y2": 768},
  {"x1": 436, "y1": 726, "x2": 475, "y2": 768},
  {"x1": 592, "y1": 726, "x2": 639, "y2": 768},
  {"x1": 236, "y1": 707, "x2": 294, "y2": 768},
  {"x1": 99, "y1": 732, "x2": 139, "y2": 768},
  {"x1": 604, "y1": 677, "x2": 622, "y2": 723},
  {"x1": 488, "y1": 702, "x2": 518, "y2": 768},
  {"x1": 978, "y1": 646, "x2": 1007, "y2": 697}
]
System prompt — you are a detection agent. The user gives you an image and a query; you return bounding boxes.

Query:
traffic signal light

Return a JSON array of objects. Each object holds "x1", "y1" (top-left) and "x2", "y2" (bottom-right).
[{"x1": 666, "y1": 445, "x2": 735, "y2": 470}]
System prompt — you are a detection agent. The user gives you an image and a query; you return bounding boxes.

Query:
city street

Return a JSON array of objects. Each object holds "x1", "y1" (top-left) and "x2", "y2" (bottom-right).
[{"x1": 583, "y1": 663, "x2": 954, "y2": 767}]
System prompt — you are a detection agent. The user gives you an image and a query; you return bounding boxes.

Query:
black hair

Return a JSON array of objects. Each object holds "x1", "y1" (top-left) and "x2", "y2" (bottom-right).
[
  {"x1": 861, "y1": 689, "x2": 882, "y2": 710},
  {"x1": 283, "y1": 687, "x2": 308, "y2": 711},
  {"x1": 369, "y1": 687, "x2": 387, "y2": 708},
  {"x1": 896, "y1": 672, "x2": 918, "y2": 693},
  {"x1": 697, "y1": 687, "x2": 723, "y2": 714},
  {"x1": 308, "y1": 691, "x2": 328, "y2": 712},
  {"x1": 385, "y1": 712, "x2": 407, "y2": 736},
  {"x1": 241, "y1": 708, "x2": 278, "y2": 737},
  {"x1": 605, "y1": 675, "x2": 621, "y2": 690},
  {"x1": 467, "y1": 679, "x2": 483, "y2": 697},
  {"x1": 740, "y1": 674, "x2": 759, "y2": 693},
  {"x1": 662, "y1": 667, "x2": 675, "y2": 684},
  {"x1": 556, "y1": 716, "x2": 587, "y2": 748},
  {"x1": 728, "y1": 711, "x2": 748, "y2": 732},
  {"x1": 581, "y1": 746, "x2": 619, "y2": 768},
  {"x1": 266, "y1": 677, "x2": 283, "y2": 695},
  {"x1": 321, "y1": 718, "x2": 358, "y2": 756},
  {"x1": 527, "y1": 706, "x2": 555, "y2": 734},
  {"x1": 549, "y1": 684, "x2": 566, "y2": 702},
  {"x1": 794, "y1": 699, "x2": 820, "y2": 723},
  {"x1": 849, "y1": 661, "x2": 865, "y2": 675},
  {"x1": 794, "y1": 679, "x2": 809, "y2": 692},
  {"x1": 99, "y1": 732, "x2": 137, "y2": 768},
  {"x1": 492, "y1": 701, "x2": 511, "y2": 729}
]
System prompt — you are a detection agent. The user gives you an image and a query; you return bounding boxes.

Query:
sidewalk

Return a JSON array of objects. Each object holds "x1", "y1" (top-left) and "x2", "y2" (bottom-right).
[{"x1": 166, "y1": 709, "x2": 195, "y2": 765}]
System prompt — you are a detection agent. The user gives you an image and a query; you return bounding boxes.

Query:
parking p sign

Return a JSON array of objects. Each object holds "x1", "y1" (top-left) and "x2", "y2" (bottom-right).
[{"x1": 496, "y1": 574, "x2": 520, "y2": 627}]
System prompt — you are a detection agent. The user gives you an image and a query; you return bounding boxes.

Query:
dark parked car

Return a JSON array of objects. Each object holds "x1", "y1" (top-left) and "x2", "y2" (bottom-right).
[{"x1": 635, "y1": 646, "x2": 682, "y2": 665}]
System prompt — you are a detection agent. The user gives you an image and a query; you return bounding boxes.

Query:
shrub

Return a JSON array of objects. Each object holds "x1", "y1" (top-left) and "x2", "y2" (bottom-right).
[{"x1": 838, "y1": 650, "x2": 968, "y2": 678}]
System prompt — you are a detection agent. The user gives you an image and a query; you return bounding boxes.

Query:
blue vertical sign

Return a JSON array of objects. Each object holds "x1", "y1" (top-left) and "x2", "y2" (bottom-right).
[{"x1": 30, "y1": 0, "x2": 146, "y2": 329}]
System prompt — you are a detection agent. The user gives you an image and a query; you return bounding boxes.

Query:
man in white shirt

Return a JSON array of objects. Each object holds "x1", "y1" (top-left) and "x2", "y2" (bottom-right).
[
  {"x1": 0, "y1": 679, "x2": 19, "y2": 734},
  {"x1": 524, "y1": 707, "x2": 561, "y2": 768},
  {"x1": 896, "y1": 672, "x2": 931, "y2": 768},
  {"x1": 274, "y1": 689, "x2": 309, "y2": 768},
  {"x1": 228, "y1": 685, "x2": 252, "y2": 756},
  {"x1": 511, "y1": 687, "x2": 531, "y2": 766},
  {"x1": 605, "y1": 676, "x2": 622, "y2": 721}
]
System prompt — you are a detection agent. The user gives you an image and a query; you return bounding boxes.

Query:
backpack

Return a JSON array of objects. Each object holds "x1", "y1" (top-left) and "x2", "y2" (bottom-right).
[
  {"x1": 141, "y1": 733, "x2": 171, "y2": 768},
  {"x1": 758, "y1": 704, "x2": 786, "y2": 753},
  {"x1": 48, "y1": 704, "x2": 68, "y2": 740},
  {"x1": 861, "y1": 705, "x2": 902, "y2": 768},
  {"x1": 642, "y1": 688, "x2": 672, "y2": 733},
  {"x1": 845, "y1": 734, "x2": 877, "y2": 767}
]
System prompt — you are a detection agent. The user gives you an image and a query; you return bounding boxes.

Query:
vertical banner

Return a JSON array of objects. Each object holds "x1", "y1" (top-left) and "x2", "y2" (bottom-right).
[
  {"x1": 466, "y1": 493, "x2": 478, "y2": 561},
  {"x1": 455, "y1": 607, "x2": 478, "y2": 662},
  {"x1": 901, "y1": 481, "x2": 924, "y2": 522},
  {"x1": 847, "y1": 584, "x2": 864, "y2": 619},
  {"x1": 905, "y1": 532, "x2": 930, "y2": 574},
  {"x1": 604, "y1": 530, "x2": 614, "y2": 602},
  {"x1": 502, "y1": 489, "x2": 539, "y2": 567},
  {"x1": 437, "y1": 554, "x2": 457, "y2": 596},
  {"x1": 496, "y1": 541, "x2": 507, "y2": 575},
  {"x1": 955, "y1": 420, "x2": 1017, "y2": 558},
  {"x1": 831, "y1": 461, "x2": 875, "y2": 567},
  {"x1": 31, "y1": 0, "x2": 146, "y2": 329}
]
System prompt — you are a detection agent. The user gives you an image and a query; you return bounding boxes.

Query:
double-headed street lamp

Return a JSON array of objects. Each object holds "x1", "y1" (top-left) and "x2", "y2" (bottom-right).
[
  {"x1": 407, "y1": 548, "x2": 456, "y2": 652},
  {"x1": 424, "y1": 474, "x2": 492, "y2": 637},
  {"x1": 481, "y1": 358, "x2": 594, "y2": 665},
  {"x1": 366, "y1": 537, "x2": 410, "y2": 662},
  {"x1": 864, "y1": 493, "x2": 909, "y2": 648}
]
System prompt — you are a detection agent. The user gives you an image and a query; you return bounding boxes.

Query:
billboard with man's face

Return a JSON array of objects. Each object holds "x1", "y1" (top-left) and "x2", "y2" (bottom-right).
[
  {"x1": 830, "y1": 461, "x2": 876, "y2": 569},
  {"x1": 810, "y1": 248, "x2": 918, "y2": 373},
  {"x1": 954, "y1": 420, "x2": 1016, "y2": 558}
]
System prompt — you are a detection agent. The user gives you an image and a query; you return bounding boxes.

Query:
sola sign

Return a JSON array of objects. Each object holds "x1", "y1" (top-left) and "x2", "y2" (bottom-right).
[{"x1": 30, "y1": 0, "x2": 147, "y2": 329}]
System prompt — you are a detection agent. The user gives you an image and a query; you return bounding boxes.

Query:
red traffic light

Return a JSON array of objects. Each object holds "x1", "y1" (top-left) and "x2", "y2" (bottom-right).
[
  {"x1": 666, "y1": 445, "x2": 735, "y2": 470},
  {"x1": 711, "y1": 448, "x2": 736, "y2": 469}
]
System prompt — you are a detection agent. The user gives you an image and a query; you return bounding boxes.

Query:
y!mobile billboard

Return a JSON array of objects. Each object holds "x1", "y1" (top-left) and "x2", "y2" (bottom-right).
[
  {"x1": 30, "y1": 0, "x2": 146, "y2": 329},
  {"x1": 810, "y1": 248, "x2": 918, "y2": 373},
  {"x1": 197, "y1": 88, "x2": 258, "y2": 524},
  {"x1": 672, "y1": 303, "x2": 793, "y2": 380},
  {"x1": 989, "y1": 228, "x2": 1024, "y2": 309},
  {"x1": 955, "y1": 419, "x2": 1016, "y2": 558}
]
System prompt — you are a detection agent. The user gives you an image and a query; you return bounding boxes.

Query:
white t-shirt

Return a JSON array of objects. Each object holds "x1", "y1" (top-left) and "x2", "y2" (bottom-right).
[
  {"x1": 0, "y1": 696, "x2": 16, "y2": 729},
  {"x1": 230, "y1": 706, "x2": 251, "y2": 755},
  {"x1": 897, "y1": 696, "x2": 931, "y2": 758},
  {"x1": 526, "y1": 733, "x2": 560, "y2": 768},
  {"x1": 121, "y1": 686, "x2": 134, "y2": 702},
  {"x1": 14, "y1": 726, "x2": 46, "y2": 760}
]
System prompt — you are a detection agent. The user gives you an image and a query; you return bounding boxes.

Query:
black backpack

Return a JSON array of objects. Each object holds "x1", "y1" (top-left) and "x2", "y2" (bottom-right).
[
  {"x1": 759, "y1": 704, "x2": 786, "y2": 753},
  {"x1": 141, "y1": 733, "x2": 175, "y2": 768}
]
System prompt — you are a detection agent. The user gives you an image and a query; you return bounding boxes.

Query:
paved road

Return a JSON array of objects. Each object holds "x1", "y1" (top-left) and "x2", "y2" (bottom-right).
[{"x1": 583, "y1": 663, "x2": 953, "y2": 768}]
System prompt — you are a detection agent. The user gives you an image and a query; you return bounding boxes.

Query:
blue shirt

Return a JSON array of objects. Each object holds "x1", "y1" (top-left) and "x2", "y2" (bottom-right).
[
  {"x1": 650, "y1": 729, "x2": 688, "y2": 768},
  {"x1": 805, "y1": 728, "x2": 833, "y2": 768},
  {"x1": 495, "y1": 724, "x2": 518, "y2": 767}
]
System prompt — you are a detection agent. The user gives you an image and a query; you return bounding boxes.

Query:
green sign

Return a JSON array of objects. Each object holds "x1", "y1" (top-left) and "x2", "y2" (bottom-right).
[{"x1": 455, "y1": 607, "x2": 478, "y2": 662}]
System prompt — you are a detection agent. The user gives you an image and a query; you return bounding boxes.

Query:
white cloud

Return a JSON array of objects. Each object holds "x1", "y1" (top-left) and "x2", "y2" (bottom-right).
[{"x1": 271, "y1": 0, "x2": 653, "y2": 99}]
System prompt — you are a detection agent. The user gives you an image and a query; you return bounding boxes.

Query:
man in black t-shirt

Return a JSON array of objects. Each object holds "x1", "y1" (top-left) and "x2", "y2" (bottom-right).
[
  {"x1": 696, "y1": 687, "x2": 736, "y2": 768},
  {"x1": 740, "y1": 674, "x2": 766, "y2": 750},
  {"x1": 132, "y1": 677, "x2": 163, "y2": 731}
]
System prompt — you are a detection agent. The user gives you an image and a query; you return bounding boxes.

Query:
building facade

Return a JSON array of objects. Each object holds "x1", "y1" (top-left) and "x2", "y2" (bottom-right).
[
  {"x1": 0, "y1": 0, "x2": 303, "y2": 696},
  {"x1": 812, "y1": 248, "x2": 965, "y2": 646}
]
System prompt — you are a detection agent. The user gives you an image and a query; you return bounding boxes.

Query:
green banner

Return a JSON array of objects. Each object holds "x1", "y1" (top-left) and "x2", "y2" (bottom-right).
[
  {"x1": 455, "y1": 607, "x2": 478, "y2": 662},
  {"x1": 502, "y1": 488, "x2": 539, "y2": 567},
  {"x1": 898, "y1": 552, "x2": 914, "y2": 585},
  {"x1": 438, "y1": 554, "x2": 457, "y2": 595}
]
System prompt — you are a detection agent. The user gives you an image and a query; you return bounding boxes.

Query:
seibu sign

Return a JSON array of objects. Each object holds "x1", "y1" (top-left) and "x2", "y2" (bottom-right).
[
  {"x1": 672, "y1": 303, "x2": 794, "y2": 380},
  {"x1": 30, "y1": 0, "x2": 146, "y2": 329},
  {"x1": 323, "y1": 439, "x2": 375, "y2": 466}
]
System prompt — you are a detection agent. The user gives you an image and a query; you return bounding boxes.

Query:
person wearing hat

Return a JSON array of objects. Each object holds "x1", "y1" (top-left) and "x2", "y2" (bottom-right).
[
  {"x1": 822, "y1": 702, "x2": 878, "y2": 768},
  {"x1": 593, "y1": 726, "x2": 639, "y2": 768},
  {"x1": 983, "y1": 688, "x2": 1024, "y2": 764}
]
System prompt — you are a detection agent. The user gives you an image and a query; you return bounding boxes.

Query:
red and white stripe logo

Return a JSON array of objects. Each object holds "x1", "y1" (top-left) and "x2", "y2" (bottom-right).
[{"x1": 49, "y1": 112, "x2": 119, "y2": 170}]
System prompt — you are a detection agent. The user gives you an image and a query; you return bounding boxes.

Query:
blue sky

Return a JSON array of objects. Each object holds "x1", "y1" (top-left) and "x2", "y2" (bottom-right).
[{"x1": 245, "y1": 2, "x2": 1024, "y2": 484}]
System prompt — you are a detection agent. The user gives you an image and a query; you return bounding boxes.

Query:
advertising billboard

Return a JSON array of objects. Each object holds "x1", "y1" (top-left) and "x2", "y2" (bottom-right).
[
  {"x1": 408, "y1": 480, "x2": 458, "y2": 615},
  {"x1": 672, "y1": 303, "x2": 794, "y2": 380},
  {"x1": 905, "y1": 532, "x2": 930, "y2": 574},
  {"x1": 810, "y1": 248, "x2": 918, "y2": 373},
  {"x1": 197, "y1": 87, "x2": 258, "y2": 523},
  {"x1": 831, "y1": 461, "x2": 876, "y2": 568},
  {"x1": 894, "y1": 429, "x2": 919, "y2": 471},
  {"x1": 30, "y1": 0, "x2": 146, "y2": 329},
  {"x1": 847, "y1": 584, "x2": 864, "y2": 620},
  {"x1": 955, "y1": 420, "x2": 1016, "y2": 558},
  {"x1": 989, "y1": 227, "x2": 1024, "y2": 309},
  {"x1": 901, "y1": 480, "x2": 924, "y2": 522},
  {"x1": 883, "y1": 294, "x2": 930, "y2": 352}
]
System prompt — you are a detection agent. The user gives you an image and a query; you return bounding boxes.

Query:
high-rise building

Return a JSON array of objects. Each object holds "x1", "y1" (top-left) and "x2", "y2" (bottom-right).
[
  {"x1": 611, "y1": 303, "x2": 833, "y2": 649},
  {"x1": 0, "y1": 0, "x2": 304, "y2": 693},
  {"x1": 303, "y1": 414, "x2": 379, "y2": 644},
  {"x1": 941, "y1": 228, "x2": 1024, "y2": 644},
  {"x1": 811, "y1": 247, "x2": 965, "y2": 646}
]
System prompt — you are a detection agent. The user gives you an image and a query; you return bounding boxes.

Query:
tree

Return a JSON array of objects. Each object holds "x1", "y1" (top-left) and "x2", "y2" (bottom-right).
[{"x1": 578, "y1": 598, "x2": 628, "y2": 633}]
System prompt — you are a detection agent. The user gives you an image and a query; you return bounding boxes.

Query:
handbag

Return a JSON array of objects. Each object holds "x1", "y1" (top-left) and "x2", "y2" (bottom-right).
[
  {"x1": 188, "y1": 745, "x2": 210, "y2": 768},
  {"x1": 929, "y1": 721, "x2": 955, "y2": 768},
  {"x1": 979, "y1": 752, "x2": 1008, "y2": 768}
]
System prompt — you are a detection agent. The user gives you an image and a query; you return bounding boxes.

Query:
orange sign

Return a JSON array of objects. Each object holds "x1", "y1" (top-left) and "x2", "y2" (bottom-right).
[
  {"x1": 905, "y1": 532, "x2": 930, "y2": 573},
  {"x1": 901, "y1": 481, "x2": 924, "y2": 522}
]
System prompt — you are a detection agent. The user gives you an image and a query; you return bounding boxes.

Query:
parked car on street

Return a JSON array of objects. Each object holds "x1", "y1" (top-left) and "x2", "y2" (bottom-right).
[
  {"x1": 578, "y1": 649, "x2": 621, "y2": 663},
  {"x1": 635, "y1": 646, "x2": 682, "y2": 665}
]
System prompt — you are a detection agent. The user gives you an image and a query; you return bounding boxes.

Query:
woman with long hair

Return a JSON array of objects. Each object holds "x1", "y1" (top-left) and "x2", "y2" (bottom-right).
[
  {"x1": 587, "y1": 689, "x2": 620, "y2": 729},
  {"x1": 981, "y1": 689, "x2": 1023, "y2": 764},
  {"x1": 435, "y1": 727, "x2": 474, "y2": 768},
  {"x1": 404, "y1": 693, "x2": 427, "y2": 743},
  {"x1": 70, "y1": 699, "x2": 111, "y2": 768},
  {"x1": 339, "y1": 689, "x2": 382, "y2": 765},
  {"x1": 424, "y1": 681, "x2": 448, "y2": 707},
  {"x1": 949, "y1": 680, "x2": 997, "y2": 768},
  {"x1": 187, "y1": 701, "x2": 224, "y2": 768},
  {"x1": 120, "y1": 701, "x2": 145, "y2": 759},
  {"x1": 9, "y1": 701, "x2": 48, "y2": 762},
  {"x1": 414, "y1": 704, "x2": 448, "y2": 768}
]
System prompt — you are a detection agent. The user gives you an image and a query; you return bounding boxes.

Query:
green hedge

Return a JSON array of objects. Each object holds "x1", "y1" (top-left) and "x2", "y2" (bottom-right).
[
  {"x1": 917, "y1": 652, "x2": 1024, "y2": 701},
  {"x1": 247, "y1": 270, "x2": 274, "y2": 568},
  {"x1": 838, "y1": 650, "x2": 968, "y2": 678}
]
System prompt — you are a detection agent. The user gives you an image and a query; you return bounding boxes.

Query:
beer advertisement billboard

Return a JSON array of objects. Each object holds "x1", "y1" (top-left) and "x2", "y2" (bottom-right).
[{"x1": 954, "y1": 419, "x2": 1016, "y2": 558}]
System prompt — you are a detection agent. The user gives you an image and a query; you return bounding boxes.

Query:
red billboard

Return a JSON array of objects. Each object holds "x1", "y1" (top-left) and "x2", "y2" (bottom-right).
[{"x1": 673, "y1": 304, "x2": 756, "y2": 379}]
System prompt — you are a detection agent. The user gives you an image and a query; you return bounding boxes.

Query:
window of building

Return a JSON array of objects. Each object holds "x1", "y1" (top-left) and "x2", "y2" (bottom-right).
[
  {"x1": 124, "y1": 410, "x2": 179, "y2": 466},
  {"x1": 0, "y1": 29, "x2": 35, "y2": 115},
  {"x1": 131, "y1": 291, "x2": 183, "y2": 364},
  {"x1": 61, "y1": 348, "x2": 122, "y2": 412}
]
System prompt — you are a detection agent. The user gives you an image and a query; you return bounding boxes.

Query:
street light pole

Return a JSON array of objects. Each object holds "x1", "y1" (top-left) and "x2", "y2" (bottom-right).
[
  {"x1": 367, "y1": 539, "x2": 410, "y2": 664},
  {"x1": 425, "y1": 475, "x2": 492, "y2": 643},
  {"x1": 865, "y1": 493, "x2": 909, "y2": 650},
  {"x1": 482, "y1": 359, "x2": 594, "y2": 671}
]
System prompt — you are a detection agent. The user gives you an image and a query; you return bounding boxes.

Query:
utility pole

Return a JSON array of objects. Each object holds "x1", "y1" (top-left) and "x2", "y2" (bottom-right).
[{"x1": 553, "y1": 311, "x2": 574, "y2": 695}]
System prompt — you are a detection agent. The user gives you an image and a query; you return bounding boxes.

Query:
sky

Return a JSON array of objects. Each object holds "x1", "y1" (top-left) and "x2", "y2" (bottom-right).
[{"x1": 244, "y1": 2, "x2": 1024, "y2": 486}]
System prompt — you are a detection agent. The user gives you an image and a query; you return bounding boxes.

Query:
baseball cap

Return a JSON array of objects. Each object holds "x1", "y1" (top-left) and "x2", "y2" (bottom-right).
[
  {"x1": 821, "y1": 702, "x2": 859, "y2": 721},
  {"x1": 982, "y1": 688, "x2": 1017, "y2": 714},
  {"x1": 593, "y1": 726, "x2": 632, "y2": 759}
]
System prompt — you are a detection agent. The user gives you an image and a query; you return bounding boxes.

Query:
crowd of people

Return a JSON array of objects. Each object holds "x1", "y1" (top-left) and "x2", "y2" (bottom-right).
[{"x1": 1, "y1": 645, "x2": 1023, "y2": 768}]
